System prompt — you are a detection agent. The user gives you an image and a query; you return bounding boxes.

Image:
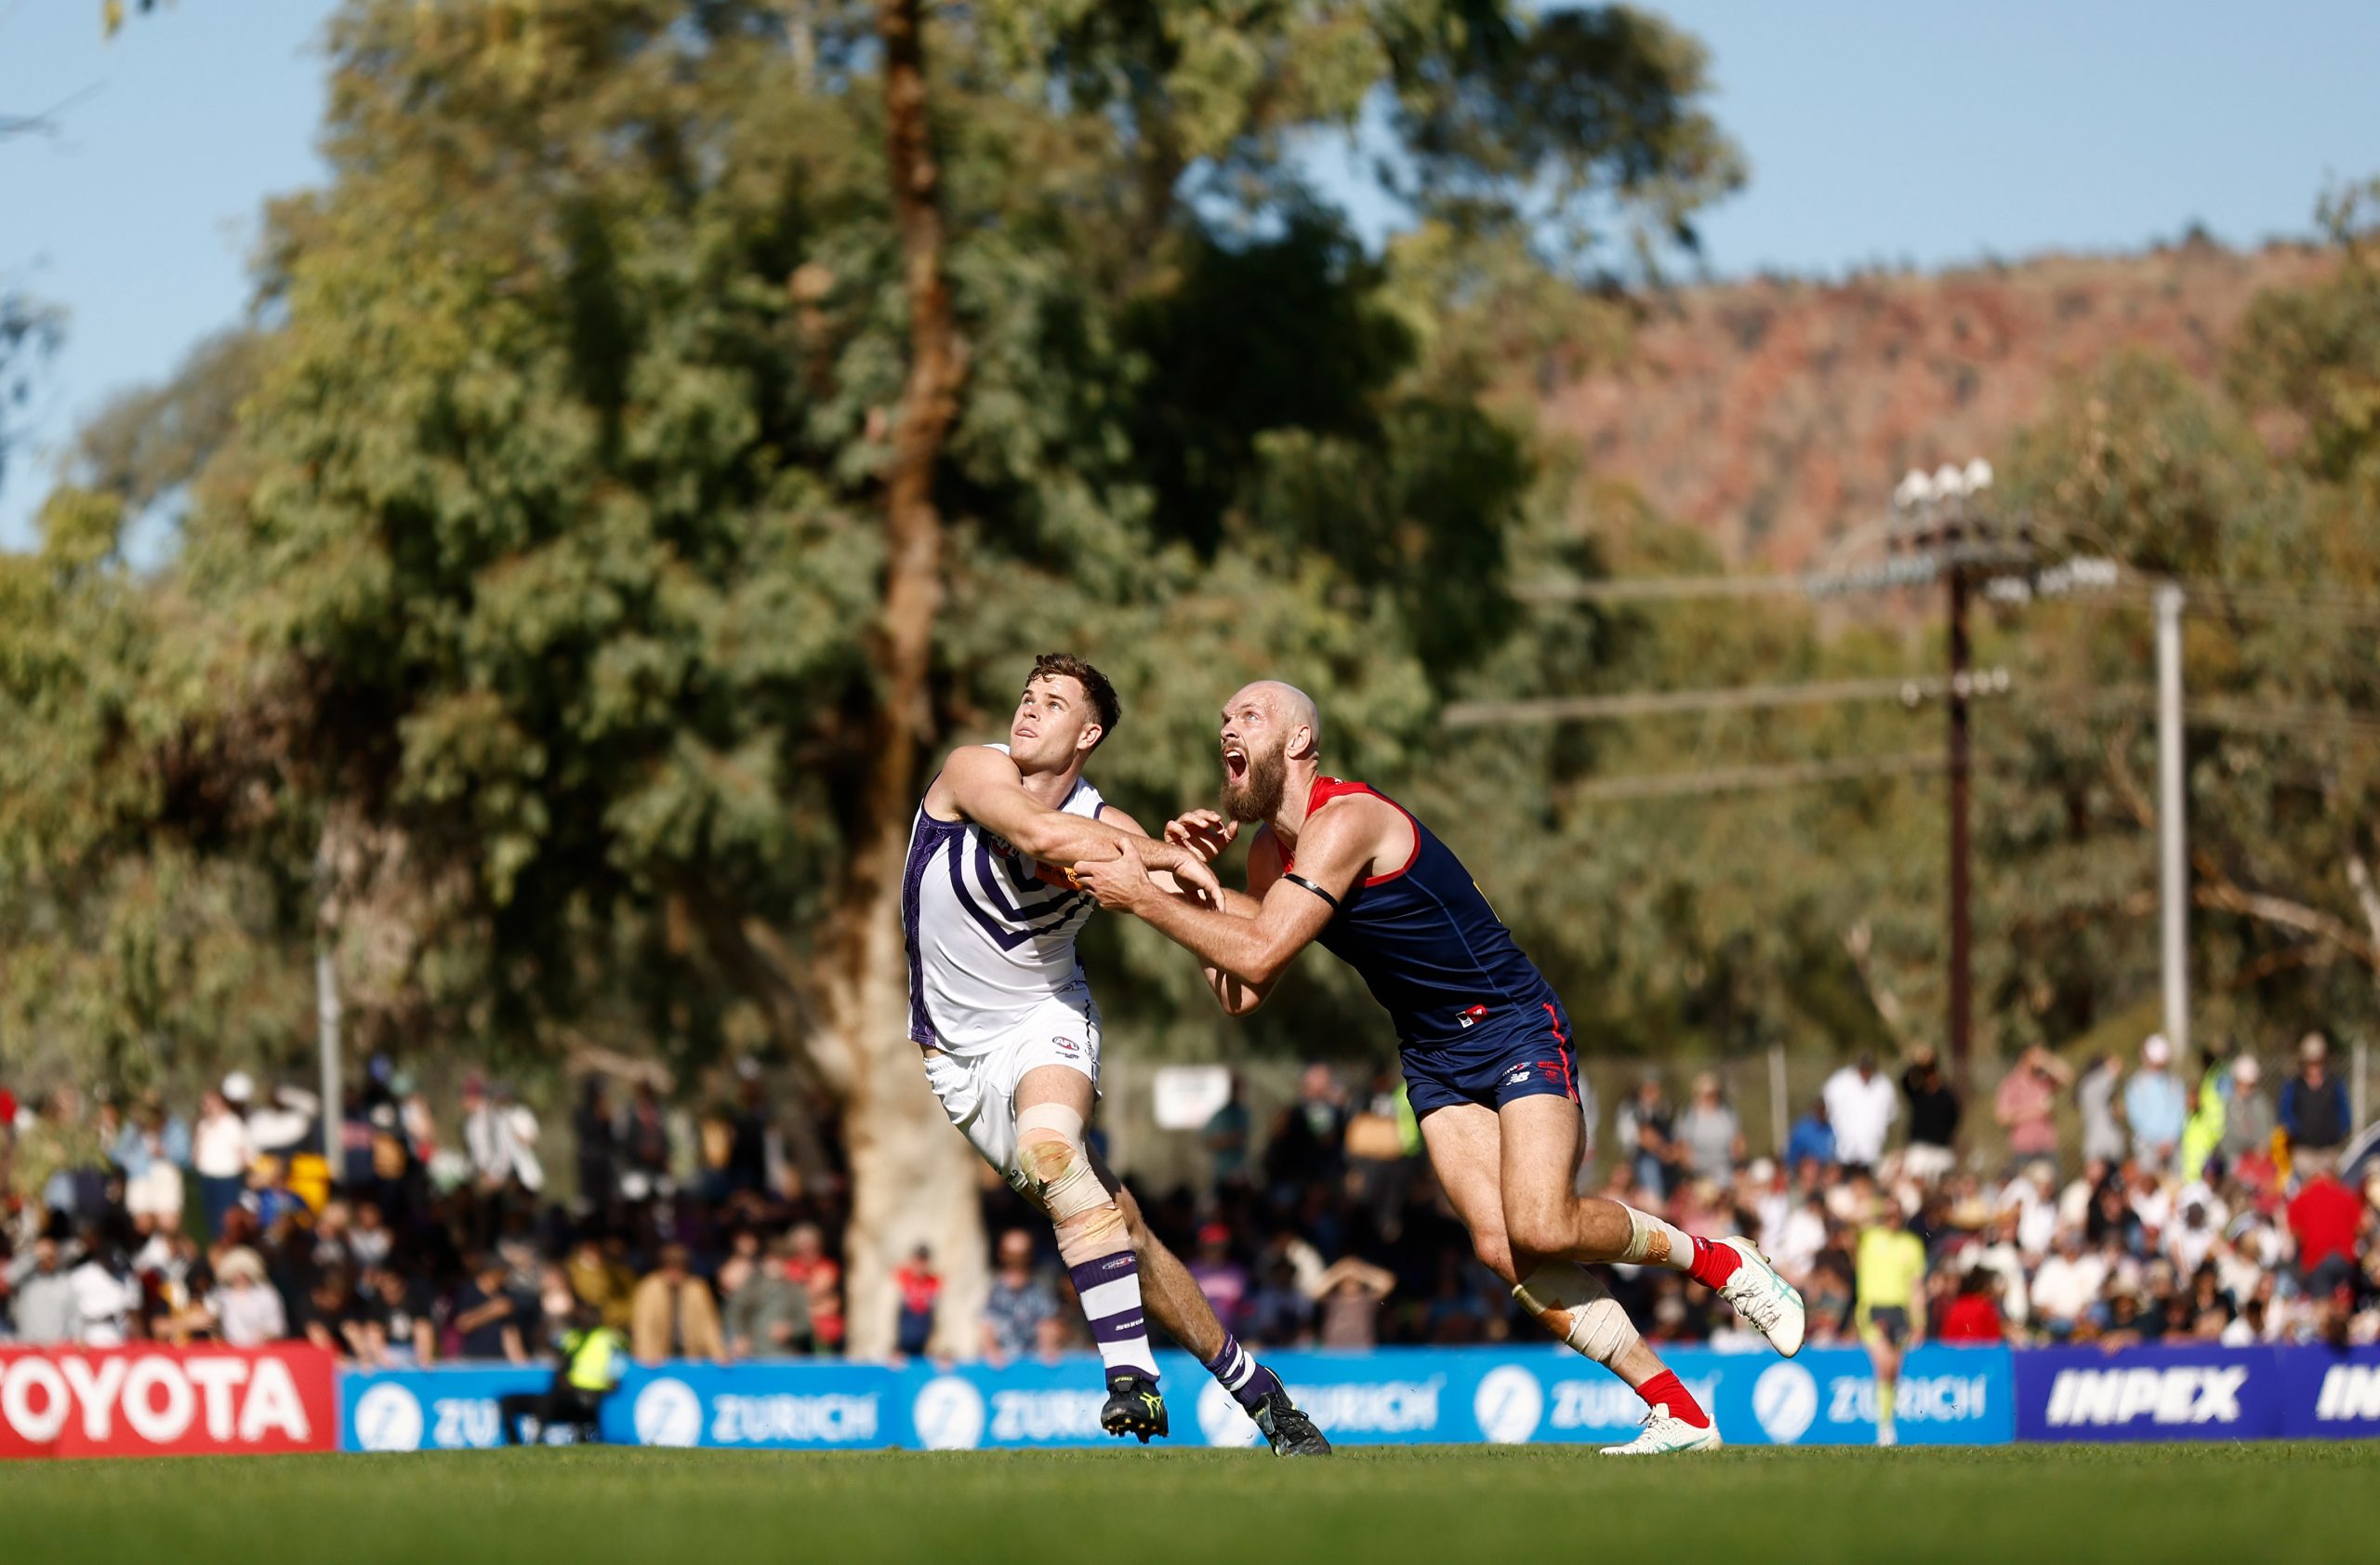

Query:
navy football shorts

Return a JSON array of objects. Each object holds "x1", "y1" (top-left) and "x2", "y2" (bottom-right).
[{"x1": 1401, "y1": 999, "x2": 1580, "y2": 1118}]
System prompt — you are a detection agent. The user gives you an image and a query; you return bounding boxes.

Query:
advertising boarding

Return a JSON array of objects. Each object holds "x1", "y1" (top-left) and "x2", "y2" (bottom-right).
[
  {"x1": 340, "y1": 1345, "x2": 2014, "y2": 1452},
  {"x1": 0, "y1": 1344, "x2": 337, "y2": 1460}
]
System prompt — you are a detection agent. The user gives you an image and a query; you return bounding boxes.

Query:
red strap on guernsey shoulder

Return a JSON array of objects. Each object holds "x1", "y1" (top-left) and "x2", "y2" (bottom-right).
[{"x1": 1282, "y1": 776, "x2": 1422, "y2": 886}]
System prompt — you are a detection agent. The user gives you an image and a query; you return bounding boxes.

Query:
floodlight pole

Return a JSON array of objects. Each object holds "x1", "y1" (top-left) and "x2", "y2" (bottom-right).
[
  {"x1": 1947, "y1": 566, "x2": 1975, "y2": 1099},
  {"x1": 314, "y1": 831, "x2": 343, "y2": 1164},
  {"x1": 2156, "y1": 582, "x2": 2190, "y2": 1059}
]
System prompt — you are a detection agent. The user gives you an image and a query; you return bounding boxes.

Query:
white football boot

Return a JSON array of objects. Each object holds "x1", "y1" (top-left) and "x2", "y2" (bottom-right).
[
  {"x1": 1714, "y1": 1237, "x2": 1805, "y2": 1357},
  {"x1": 1599, "y1": 1405, "x2": 1723, "y2": 1456}
]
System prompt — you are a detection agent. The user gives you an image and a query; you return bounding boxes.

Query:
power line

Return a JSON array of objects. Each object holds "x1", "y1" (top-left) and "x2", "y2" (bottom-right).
[
  {"x1": 1518, "y1": 568, "x2": 2380, "y2": 624},
  {"x1": 1441, "y1": 671, "x2": 2011, "y2": 729},
  {"x1": 1568, "y1": 751, "x2": 1945, "y2": 803},
  {"x1": 2043, "y1": 688, "x2": 2380, "y2": 743},
  {"x1": 1513, "y1": 576, "x2": 1801, "y2": 604}
]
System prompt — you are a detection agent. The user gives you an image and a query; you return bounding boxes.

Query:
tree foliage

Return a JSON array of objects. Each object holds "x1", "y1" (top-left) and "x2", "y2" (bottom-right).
[
  {"x1": 15, "y1": 4, "x2": 2380, "y2": 1167},
  {"x1": 6, "y1": 1, "x2": 1744, "y2": 1341}
]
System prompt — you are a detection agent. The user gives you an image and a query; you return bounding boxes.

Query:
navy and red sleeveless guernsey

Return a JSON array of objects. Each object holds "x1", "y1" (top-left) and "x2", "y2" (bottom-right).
[{"x1": 1279, "y1": 777, "x2": 1579, "y2": 1117}]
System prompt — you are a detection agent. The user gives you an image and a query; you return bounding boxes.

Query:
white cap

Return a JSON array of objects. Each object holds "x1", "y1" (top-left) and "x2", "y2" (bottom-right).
[
  {"x1": 2142, "y1": 1035, "x2": 2172, "y2": 1067},
  {"x1": 2233, "y1": 1055, "x2": 2261, "y2": 1086},
  {"x1": 221, "y1": 1070, "x2": 256, "y2": 1103}
]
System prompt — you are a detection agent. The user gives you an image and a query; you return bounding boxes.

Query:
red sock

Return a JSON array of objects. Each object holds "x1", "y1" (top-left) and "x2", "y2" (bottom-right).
[
  {"x1": 1636, "y1": 1370, "x2": 1709, "y2": 1428},
  {"x1": 1686, "y1": 1235, "x2": 1740, "y2": 1290}
]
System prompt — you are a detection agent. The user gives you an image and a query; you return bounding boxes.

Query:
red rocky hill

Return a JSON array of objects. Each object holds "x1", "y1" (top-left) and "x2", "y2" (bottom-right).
[{"x1": 1540, "y1": 241, "x2": 2334, "y2": 571}]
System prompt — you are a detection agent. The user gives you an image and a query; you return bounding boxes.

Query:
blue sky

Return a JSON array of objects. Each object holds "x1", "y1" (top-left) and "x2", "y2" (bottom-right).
[{"x1": 3, "y1": 0, "x2": 2376, "y2": 548}]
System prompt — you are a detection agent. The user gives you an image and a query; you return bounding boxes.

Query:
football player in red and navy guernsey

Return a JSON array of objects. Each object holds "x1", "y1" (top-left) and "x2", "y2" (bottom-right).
[{"x1": 1075, "y1": 680, "x2": 1807, "y2": 1454}]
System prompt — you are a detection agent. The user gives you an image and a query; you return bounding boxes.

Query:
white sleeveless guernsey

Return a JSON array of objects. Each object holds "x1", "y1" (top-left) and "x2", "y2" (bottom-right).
[{"x1": 899, "y1": 745, "x2": 1105, "y2": 1054}]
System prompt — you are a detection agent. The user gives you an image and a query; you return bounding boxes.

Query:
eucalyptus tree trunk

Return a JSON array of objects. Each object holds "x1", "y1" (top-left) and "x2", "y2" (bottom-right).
[{"x1": 823, "y1": 0, "x2": 982, "y2": 1359}]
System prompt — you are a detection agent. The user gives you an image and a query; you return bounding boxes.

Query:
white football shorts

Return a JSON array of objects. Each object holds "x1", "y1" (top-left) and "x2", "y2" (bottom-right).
[{"x1": 920, "y1": 993, "x2": 1102, "y2": 1191}]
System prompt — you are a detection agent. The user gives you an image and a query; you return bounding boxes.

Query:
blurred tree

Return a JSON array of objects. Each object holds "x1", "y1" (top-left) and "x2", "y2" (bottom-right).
[
  {"x1": 3, "y1": 0, "x2": 1739, "y2": 1346},
  {"x1": 0, "y1": 290, "x2": 61, "y2": 497}
]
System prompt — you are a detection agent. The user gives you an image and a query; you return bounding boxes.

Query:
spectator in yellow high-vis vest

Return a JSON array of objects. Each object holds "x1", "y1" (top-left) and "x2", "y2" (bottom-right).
[{"x1": 1856, "y1": 1197, "x2": 1928, "y2": 1448}]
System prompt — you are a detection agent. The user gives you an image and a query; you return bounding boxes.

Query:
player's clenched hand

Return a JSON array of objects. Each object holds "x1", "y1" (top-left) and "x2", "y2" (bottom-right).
[{"x1": 1164, "y1": 809, "x2": 1238, "y2": 863}]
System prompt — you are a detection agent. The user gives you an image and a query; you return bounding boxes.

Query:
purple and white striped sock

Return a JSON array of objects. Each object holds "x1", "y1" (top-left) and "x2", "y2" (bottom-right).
[
  {"x1": 1069, "y1": 1251, "x2": 1156, "y2": 1382},
  {"x1": 1201, "y1": 1331, "x2": 1285, "y2": 1413}
]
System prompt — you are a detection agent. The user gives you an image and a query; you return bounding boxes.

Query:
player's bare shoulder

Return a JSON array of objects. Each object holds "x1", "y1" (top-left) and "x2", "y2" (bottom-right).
[
  {"x1": 922, "y1": 741, "x2": 1017, "y2": 822},
  {"x1": 1302, "y1": 786, "x2": 1413, "y2": 879}
]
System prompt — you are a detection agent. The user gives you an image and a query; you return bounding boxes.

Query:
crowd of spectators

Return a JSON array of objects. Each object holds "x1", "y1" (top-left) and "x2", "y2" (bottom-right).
[
  {"x1": 3, "y1": 1030, "x2": 2373, "y2": 1365},
  {"x1": 1592, "y1": 1032, "x2": 2379, "y2": 1352},
  {"x1": 0, "y1": 1063, "x2": 853, "y2": 1366}
]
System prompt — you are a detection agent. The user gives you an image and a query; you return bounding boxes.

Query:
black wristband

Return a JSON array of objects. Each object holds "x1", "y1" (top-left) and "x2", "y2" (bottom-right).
[{"x1": 1282, "y1": 871, "x2": 1340, "y2": 910}]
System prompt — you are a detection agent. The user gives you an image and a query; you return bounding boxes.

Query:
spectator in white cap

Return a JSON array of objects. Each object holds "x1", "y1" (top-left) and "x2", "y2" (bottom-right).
[
  {"x1": 207, "y1": 1247, "x2": 287, "y2": 1347},
  {"x1": 2220, "y1": 1054, "x2": 2276, "y2": 1164},
  {"x1": 2125, "y1": 1034, "x2": 2188, "y2": 1173}
]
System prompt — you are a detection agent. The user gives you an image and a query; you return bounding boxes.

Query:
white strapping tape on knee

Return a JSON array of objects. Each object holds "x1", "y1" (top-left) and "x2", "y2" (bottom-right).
[
  {"x1": 1015, "y1": 1102, "x2": 1086, "y2": 1142},
  {"x1": 1514, "y1": 1264, "x2": 1639, "y2": 1367},
  {"x1": 1014, "y1": 1102, "x2": 1105, "y2": 1222}
]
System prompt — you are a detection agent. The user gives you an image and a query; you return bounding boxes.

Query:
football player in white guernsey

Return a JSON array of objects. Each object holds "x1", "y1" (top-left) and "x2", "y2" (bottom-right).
[{"x1": 903, "y1": 653, "x2": 1328, "y2": 1452}]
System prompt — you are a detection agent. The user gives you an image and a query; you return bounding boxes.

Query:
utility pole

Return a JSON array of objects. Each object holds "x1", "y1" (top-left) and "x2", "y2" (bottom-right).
[
  {"x1": 1850, "y1": 459, "x2": 2027, "y2": 1100},
  {"x1": 2156, "y1": 582, "x2": 2189, "y2": 1058}
]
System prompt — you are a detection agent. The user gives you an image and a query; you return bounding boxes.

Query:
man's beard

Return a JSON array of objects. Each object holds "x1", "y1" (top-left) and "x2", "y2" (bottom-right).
[{"x1": 1222, "y1": 743, "x2": 1288, "y2": 823}]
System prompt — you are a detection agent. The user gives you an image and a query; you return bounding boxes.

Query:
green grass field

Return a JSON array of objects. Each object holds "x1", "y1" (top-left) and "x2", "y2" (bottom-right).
[{"x1": 5, "y1": 1444, "x2": 2375, "y2": 1564}]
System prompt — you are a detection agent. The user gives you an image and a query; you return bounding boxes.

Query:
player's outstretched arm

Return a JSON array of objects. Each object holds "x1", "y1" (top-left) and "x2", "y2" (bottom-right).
[
  {"x1": 1075, "y1": 804, "x2": 1368, "y2": 988},
  {"x1": 1198, "y1": 827, "x2": 1284, "y2": 1014},
  {"x1": 1097, "y1": 804, "x2": 1237, "y2": 907},
  {"x1": 937, "y1": 746, "x2": 1219, "y2": 900}
]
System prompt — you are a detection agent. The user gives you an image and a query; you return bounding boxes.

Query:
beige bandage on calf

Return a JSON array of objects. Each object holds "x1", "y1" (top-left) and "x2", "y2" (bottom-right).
[
  {"x1": 1619, "y1": 1203, "x2": 1693, "y2": 1269},
  {"x1": 1514, "y1": 1264, "x2": 1639, "y2": 1367},
  {"x1": 1014, "y1": 1102, "x2": 1125, "y2": 1254}
]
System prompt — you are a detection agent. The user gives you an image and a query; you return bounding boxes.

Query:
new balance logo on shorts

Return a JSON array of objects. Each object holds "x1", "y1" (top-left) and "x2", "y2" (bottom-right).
[{"x1": 1459, "y1": 1004, "x2": 1490, "y2": 1029}]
